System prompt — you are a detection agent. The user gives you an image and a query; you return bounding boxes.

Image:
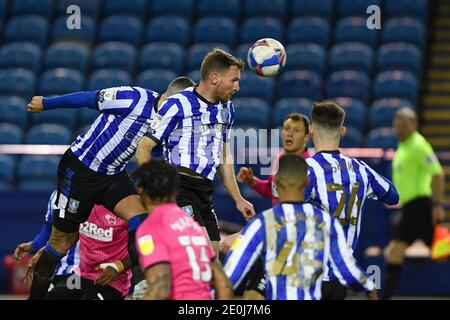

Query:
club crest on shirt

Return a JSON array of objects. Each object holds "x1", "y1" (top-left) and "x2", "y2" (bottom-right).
[
  {"x1": 138, "y1": 235, "x2": 154, "y2": 255},
  {"x1": 98, "y1": 88, "x2": 118, "y2": 103},
  {"x1": 105, "y1": 213, "x2": 117, "y2": 225},
  {"x1": 68, "y1": 198, "x2": 80, "y2": 214},
  {"x1": 181, "y1": 205, "x2": 194, "y2": 217},
  {"x1": 220, "y1": 108, "x2": 229, "y2": 123}
]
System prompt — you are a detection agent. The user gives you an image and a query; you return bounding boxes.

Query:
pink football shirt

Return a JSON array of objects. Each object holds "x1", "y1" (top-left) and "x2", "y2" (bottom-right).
[
  {"x1": 79, "y1": 205, "x2": 131, "y2": 297},
  {"x1": 136, "y1": 203, "x2": 216, "y2": 300}
]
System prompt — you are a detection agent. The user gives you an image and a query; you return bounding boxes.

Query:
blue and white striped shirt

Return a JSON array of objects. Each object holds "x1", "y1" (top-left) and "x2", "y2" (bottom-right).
[
  {"x1": 71, "y1": 87, "x2": 159, "y2": 174},
  {"x1": 224, "y1": 202, "x2": 375, "y2": 300},
  {"x1": 146, "y1": 87, "x2": 235, "y2": 181}
]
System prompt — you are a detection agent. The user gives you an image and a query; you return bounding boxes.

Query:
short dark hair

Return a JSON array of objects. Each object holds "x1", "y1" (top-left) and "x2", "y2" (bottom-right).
[
  {"x1": 166, "y1": 76, "x2": 196, "y2": 96},
  {"x1": 276, "y1": 154, "x2": 308, "y2": 189},
  {"x1": 132, "y1": 159, "x2": 179, "y2": 200},
  {"x1": 282, "y1": 112, "x2": 310, "y2": 135},
  {"x1": 311, "y1": 100, "x2": 345, "y2": 130},
  {"x1": 200, "y1": 48, "x2": 245, "y2": 80}
]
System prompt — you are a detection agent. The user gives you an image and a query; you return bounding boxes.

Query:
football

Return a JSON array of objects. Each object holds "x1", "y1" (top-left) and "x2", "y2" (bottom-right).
[{"x1": 247, "y1": 38, "x2": 287, "y2": 77}]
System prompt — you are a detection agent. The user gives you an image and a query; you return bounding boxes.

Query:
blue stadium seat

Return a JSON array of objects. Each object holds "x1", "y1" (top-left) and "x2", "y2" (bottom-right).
[
  {"x1": 17, "y1": 155, "x2": 60, "y2": 190},
  {"x1": 378, "y1": 43, "x2": 422, "y2": 76},
  {"x1": 104, "y1": 0, "x2": 147, "y2": 19},
  {"x1": 326, "y1": 71, "x2": 371, "y2": 104},
  {"x1": 233, "y1": 98, "x2": 270, "y2": 128},
  {"x1": 0, "y1": 96, "x2": 28, "y2": 128},
  {"x1": 370, "y1": 98, "x2": 414, "y2": 129},
  {"x1": 0, "y1": 42, "x2": 42, "y2": 73},
  {"x1": 291, "y1": 0, "x2": 333, "y2": 20},
  {"x1": 187, "y1": 43, "x2": 232, "y2": 72},
  {"x1": 0, "y1": 154, "x2": 15, "y2": 185},
  {"x1": 151, "y1": 0, "x2": 193, "y2": 19},
  {"x1": 335, "y1": 17, "x2": 379, "y2": 48},
  {"x1": 5, "y1": 15, "x2": 49, "y2": 47},
  {"x1": 386, "y1": 0, "x2": 428, "y2": 21},
  {"x1": 197, "y1": 0, "x2": 239, "y2": 20},
  {"x1": 45, "y1": 42, "x2": 89, "y2": 73},
  {"x1": 0, "y1": 0, "x2": 6, "y2": 21},
  {"x1": 341, "y1": 127, "x2": 364, "y2": 148},
  {"x1": 194, "y1": 18, "x2": 237, "y2": 48},
  {"x1": 18, "y1": 179, "x2": 57, "y2": 191},
  {"x1": 287, "y1": 17, "x2": 330, "y2": 48},
  {"x1": 92, "y1": 42, "x2": 136, "y2": 74},
  {"x1": 186, "y1": 70, "x2": 201, "y2": 84},
  {"x1": 140, "y1": 43, "x2": 184, "y2": 74},
  {"x1": 240, "y1": 17, "x2": 283, "y2": 44},
  {"x1": 57, "y1": 0, "x2": 100, "y2": 18},
  {"x1": 235, "y1": 71, "x2": 275, "y2": 102},
  {"x1": 11, "y1": 0, "x2": 54, "y2": 19},
  {"x1": 374, "y1": 71, "x2": 418, "y2": 103},
  {"x1": 383, "y1": 18, "x2": 425, "y2": 48},
  {"x1": 99, "y1": 16, "x2": 143, "y2": 47},
  {"x1": 0, "y1": 68, "x2": 36, "y2": 98},
  {"x1": 339, "y1": 0, "x2": 381, "y2": 18},
  {"x1": 146, "y1": 17, "x2": 190, "y2": 47},
  {"x1": 243, "y1": 0, "x2": 286, "y2": 19},
  {"x1": 26, "y1": 124, "x2": 72, "y2": 145},
  {"x1": 285, "y1": 43, "x2": 326, "y2": 75},
  {"x1": 273, "y1": 98, "x2": 313, "y2": 127},
  {"x1": 366, "y1": 127, "x2": 398, "y2": 149},
  {"x1": 333, "y1": 97, "x2": 366, "y2": 132},
  {"x1": 39, "y1": 68, "x2": 84, "y2": 95},
  {"x1": 88, "y1": 69, "x2": 132, "y2": 91},
  {"x1": 137, "y1": 70, "x2": 177, "y2": 94},
  {"x1": 278, "y1": 71, "x2": 322, "y2": 100},
  {"x1": 79, "y1": 108, "x2": 99, "y2": 128},
  {"x1": 52, "y1": 16, "x2": 96, "y2": 44},
  {"x1": 329, "y1": 42, "x2": 374, "y2": 75},
  {"x1": 30, "y1": 108, "x2": 77, "y2": 131},
  {"x1": 0, "y1": 123, "x2": 23, "y2": 144}
]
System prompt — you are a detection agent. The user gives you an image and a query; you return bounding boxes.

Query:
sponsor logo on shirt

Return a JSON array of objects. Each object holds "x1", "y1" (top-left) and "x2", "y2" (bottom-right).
[
  {"x1": 79, "y1": 222, "x2": 113, "y2": 242},
  {"x1": 138, "y1": 235, "x2": 154, "y2": 255}
]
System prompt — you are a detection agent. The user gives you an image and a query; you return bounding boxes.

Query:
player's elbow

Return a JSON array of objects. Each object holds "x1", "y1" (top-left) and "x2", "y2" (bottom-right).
[
  {"x1": 382, "y1": 186, "x2": 399, "y2": 205},
  {"x1": 136, "y1": 136, "x2": 154, "y2": 165}
]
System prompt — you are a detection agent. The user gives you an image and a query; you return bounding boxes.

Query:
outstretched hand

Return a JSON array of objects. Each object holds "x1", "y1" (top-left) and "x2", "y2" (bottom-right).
[{"x1": 27, "y1": 96, "x2": 44, "y2": 113}]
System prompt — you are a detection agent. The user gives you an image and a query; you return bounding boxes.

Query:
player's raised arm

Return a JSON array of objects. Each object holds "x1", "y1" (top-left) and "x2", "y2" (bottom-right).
[{"x1": 28, "y1": 91, "x2": 98, "y2": 113}]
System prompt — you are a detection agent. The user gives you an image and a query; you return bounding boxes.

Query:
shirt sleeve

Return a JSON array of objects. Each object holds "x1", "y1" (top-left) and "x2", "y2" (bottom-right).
[
  {"x1": 418, "y1": 142, "x2": 444, "y2": 176},
  {"x1": 251, "y1": 176, "x2": 274, "y2": 200},
  {"x1": 96, "y1": 87, "x2": 141, "y2": 116},
  {"x1": 362, "y1": 160, "x2": 398, "y2": 204},
  {"x1": 328, "y1": 217, "x2": 376, "y2": 293},
  {"x1": 145, "y1": 98, "x2": 184, "y2": 144},
  {"x1": 136, "y1": 223, "x2": 169, "y2": 271},
  {"x1": 223, "y1": 101, "x2": 235, "y2": 142},
  {"x1": 223, "y1": 216, "x2": 264, "y2": 289}
]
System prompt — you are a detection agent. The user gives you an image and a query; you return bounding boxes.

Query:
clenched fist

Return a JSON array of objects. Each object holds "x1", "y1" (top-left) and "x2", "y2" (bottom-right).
[
  {"x1": 236, "y1": 167, "x2": 255, "y2": 185},
  {"x1": 27, "y1": 96, "x2": 44, "y2": 113}
]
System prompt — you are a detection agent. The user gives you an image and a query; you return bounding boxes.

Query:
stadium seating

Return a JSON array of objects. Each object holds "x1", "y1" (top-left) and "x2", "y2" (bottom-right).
[
  {"x1": 278, "y1": 70, "x2": 322, "y2": 100},
  {"x1": 194, "y1": 18, "x2": 237, "y2": 48},
  {"x1": 25, "y1": 124, "x2": 72, "y2": 145},
  {"x1": 335, "y1": 17, "x2": 379, "y2": 48},
  {"x1": 17, "y1": 155, "x2": 60, "y2": 191},
  {"x1": 0, "y1": 96, "x2": 28, "y2": 128},
  {"x1": 243, "y1": 0, "x2": 286, "y2": 19},
  {"x1": 88, "y1": 69, "x2": 132, "y2": 90},
  {"x1": 338, "y1": 0, "x2": 381, "y2": 18},
  {"x1": 0, "y1": 123, "x2": 23, "y2": 144},
  {"x1": 140, "y1": 43, "x2": 183, "y2": 74},
  {"x1": 287, "y1": 17, "x2": 330, "y2": 48},
  {"x1": 377, "y1": 43, "x2": 422, "y2": 75},
  {"x1": 0, "y1": 154, "x2": 15, "y2": 186},
  {"x1": 57, "y1": 0, "x2": 101, "y2": 18},
  {"x1": 30, "y1": 108, "x2": 77, "y2": 131},
  {"x1": 333, "y1": 97, "x2": 367, "y2": 132},
  {"x1": 0, "y1": 0, "x2": 6, "y2": 21},
  {"x1": 273, "y1": 98, "x2": 313, "y2": 127},
  {"x1": 326, "y1": 71, "x2": 371, "y2": 104},
  {"x1": 374, "y1": 71, "x2": 419, "y2": 103},
  {"x1": 382, "y1": 18, "x2": 425, "y2": 48},
  {"x1": 45, "y1": 42, "x2": 89, "y2": 73},
  {"x1": 0, "y1": 42, "x2": 42, "y2": 73},
  {"x1": 329, "y1": 42, "x2": 374, "y2": 75},
  {"x1": 92, "y1": 42, "x2": 137, "y2": 74},
  {"x1": 146, "y1": 16, "x2": 190, "y2": 47},
  {"x1": 197, "y1": 0, "x2": 240, "y2": 20},
  {"x1": 187, "y1": 43, "x2": 232, "y2": 72},
  {"x1": 285, "y1": 43, "x2": 326, "y2": 75},
  {"x1": 341, "y1": 127, "x2": 364, "y2": 148},
  {"x1": 235, "y1": 71, "x2": 275, "y2": 102},
  {"x1": 79, "y1": 108, "x2": 99, "y2": 128},
  {"x1": 137, "y1": 69, "x2": 177, "y2": 94},
  {"x1": 186, "y1": 70, "x2": 201, "y2": 84},
  {"x1": 39, "y1": 68, "x2": 84, "y2": 96},
  {"x1": 234, "y1": 43, "x2": 252, "y2": 63},
  {"x1": 233, "y1": 98, "x2": 270, "y2": 128},
  {"x1": 99, "y1": 16, "x2": 143, "y2": 47},
  {"x1": 366, "y1": 127, "x2": 398, "y2": 149},
  {"x1": 0, "y1": 68, "x2": 36, "y2": 98},
  {"x1": 5, "y1": 15, "x2": 48, "y2": 47},
  {"x1": 369, "y1": 98, "x2": 414, "y2": 129},
  {"x1": 385, "y1": 0, "x2": 428, "y2": 21},
  {"x1": 11, "y1": 0, "x2": 54, "y2": 19},
  {"x1": 291, "y1": 0, "x2": 334, "y2": 20},
  {"x1": 52, "y1": 16, "x2": 96, "y2": 44},
  {"x1": 240, "y1": 17, "x2": 283, "y2": 44},
  {"x1": 104, "y1": 0, "x2": 147, "y2": 19},
  {"x1": 151, "y1": 0, "x2": 193, "y2": 19}
]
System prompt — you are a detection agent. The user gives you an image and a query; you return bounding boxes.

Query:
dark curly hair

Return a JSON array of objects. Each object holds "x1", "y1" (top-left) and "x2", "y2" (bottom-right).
[{"x1": 132, "y1": 159, "x2": 179, "y2": 200}]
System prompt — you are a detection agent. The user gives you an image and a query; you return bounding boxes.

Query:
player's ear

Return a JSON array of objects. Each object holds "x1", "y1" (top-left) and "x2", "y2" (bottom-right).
[
  {"x1": 210, "y1": 72, "x2": 219, "y2": 85},
  {"x1": 340, "y1": 126, "x2": 347, "y2": 137}
]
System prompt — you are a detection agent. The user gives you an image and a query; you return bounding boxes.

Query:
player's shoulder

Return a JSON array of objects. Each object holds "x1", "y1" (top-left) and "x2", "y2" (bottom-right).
[{"x1": 168, "y1": 86, "x2": 196, "y2": 102}]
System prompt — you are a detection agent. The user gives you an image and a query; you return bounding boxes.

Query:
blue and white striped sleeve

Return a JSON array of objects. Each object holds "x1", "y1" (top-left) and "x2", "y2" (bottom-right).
[
  {"x1": 96, "y1": 86, "x2": 141, "y2": 116},
  {"x1": 223, "y1": 102, "x2": 235, "y2": 142},
  {"x1": 223, "y1": 216, "x2": 264, "y2": 289},
  {"x1": 145, "y1": 98, "x2": 183, "y2": 144},
  {"x1": 329, "y1": 217, "x2": 375, "y2": 293},
  {"x1": 362, "y1": 161, "x2": 399, "y2": 205}
]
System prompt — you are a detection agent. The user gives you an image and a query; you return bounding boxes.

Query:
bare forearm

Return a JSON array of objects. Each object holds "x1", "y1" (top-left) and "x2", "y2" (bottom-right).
[
  {"x1": 219, "y1": 163, "x2": 242, "y2": 201},
  {"x1": 431, "y1": 174, "x2": 445, "y2": 204},
  {"x1": 144, "y1": 265, "x2": 171, "y2": 300},
  {"x1": 136, "y1": 136, "x2": 155, "y2": 165},
  {"x1": 212, "y1": 261, "x2": 234, "y2": 300}
]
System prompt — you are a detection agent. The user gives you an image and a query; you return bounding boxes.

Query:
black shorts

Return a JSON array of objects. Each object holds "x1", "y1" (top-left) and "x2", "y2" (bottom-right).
[
  {"x1": 176, "y1": 174, "x2": 220, "y2": 241},
  {"x1": 321, "y1": 279, "x2": 347, "y2": 300},
  {"x1": 53, "y1": 149, "x2": 137, "y2": 233},
  {"x1": 393, "y1": 197, "x2": 433, "y2": 246},
  {"x1": 243, "y1": 259, "x2": 266, "y2": 298},
  {"x1": 46, "y1": 276, "x2": 123, "y2": 300}
]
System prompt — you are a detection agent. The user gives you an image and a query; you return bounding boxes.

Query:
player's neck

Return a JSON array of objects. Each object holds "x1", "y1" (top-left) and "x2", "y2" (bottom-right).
[
  {"x1": 196, "y1": 82, "x2": 218, "y2": 104},
  {"x1": 278, "y1": 191, "x2": 305, "y2": 203},
  {"x1": 313, "y1": 138, "x2": 340, "y2": 153}
]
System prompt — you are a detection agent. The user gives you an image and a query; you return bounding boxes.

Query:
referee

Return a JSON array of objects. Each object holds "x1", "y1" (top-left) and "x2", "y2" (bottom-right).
[
  {"x1": 382, "y1": 107, "x2": 445, "y2": 299},
  {"x1": 136, "y1": 48, "x2": 256, "y2": 254}
]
